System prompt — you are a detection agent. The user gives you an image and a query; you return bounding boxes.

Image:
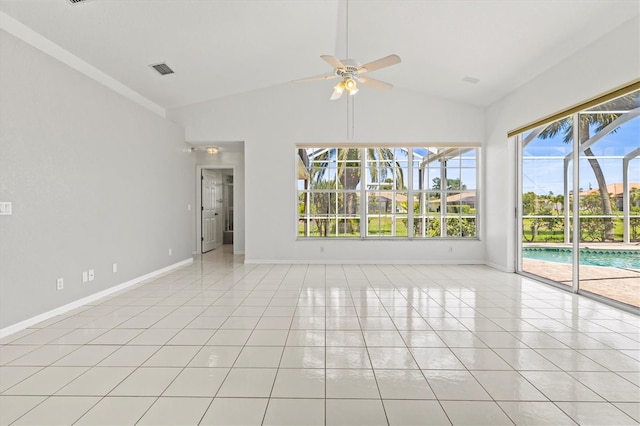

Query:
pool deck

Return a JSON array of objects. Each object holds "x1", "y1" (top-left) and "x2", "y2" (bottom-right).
[
  {"x1": 522, "y1": 258, "x2": 640, "y2": 308},
  {"x1": 522, "y1": 242, "x2": 640, "y2": 308},
  {"x1": 523, "y1": 242, "x2": 640, "y2": 251}
]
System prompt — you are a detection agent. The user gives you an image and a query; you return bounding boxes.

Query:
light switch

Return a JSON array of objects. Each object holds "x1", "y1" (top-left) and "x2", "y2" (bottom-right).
[{"x1": 0, "y1": 202, "x2": 12, "y2": 215}]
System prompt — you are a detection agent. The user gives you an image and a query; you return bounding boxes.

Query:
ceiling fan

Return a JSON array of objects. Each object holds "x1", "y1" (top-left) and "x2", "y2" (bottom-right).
[{"x1": 295, "y1": 54, "x2": 401, "y2": 100}]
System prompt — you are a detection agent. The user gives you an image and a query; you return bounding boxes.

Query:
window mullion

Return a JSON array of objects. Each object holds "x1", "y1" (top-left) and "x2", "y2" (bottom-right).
[
  {"x1": 335, "y1": 190, "x2": 339, "y2": 237},
  {"x1": 360, "y1": 148, "x2": 366, "y2": 239},
  {"x1": 440, "y1": 159, "x2": 447, "y2": 237},
  {"x1": 571, "y1": 113, "x2": 580, "y2": 293},
  {"x1": 408, "y1": 148, "x2": 414, "y2": 239},
  {"x1": 305, "y1": 187, "x2": 310, "y2": 237},
  {"x1": 476, "y1": 148, "x2": 481, "y2": 239},
  {"x1": 458, "y1": 153, "x2": 463, "y2": 236},
  {"x1": 391, "y1": 149, "x2": 396, "y2": 237}
]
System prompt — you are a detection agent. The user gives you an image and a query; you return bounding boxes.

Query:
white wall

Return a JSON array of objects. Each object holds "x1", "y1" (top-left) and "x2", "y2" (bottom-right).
[
  {"x1": 0, "y1": 30, "x2": 194, "y2": 328},
  {"x1": 168, "y1": 83, "x2": 485, "y2": 263},
  {"x1": 484, "y1": 16, "x2": 640, "y2": 271}
]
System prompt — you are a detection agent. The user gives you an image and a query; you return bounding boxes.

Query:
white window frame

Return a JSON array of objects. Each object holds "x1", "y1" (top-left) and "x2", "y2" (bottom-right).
[{"x1": 297, "y1": 145, "x2": 481, "y2": 240}]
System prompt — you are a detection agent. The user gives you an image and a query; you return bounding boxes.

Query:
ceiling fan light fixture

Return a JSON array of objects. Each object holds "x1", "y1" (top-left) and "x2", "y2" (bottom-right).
[
  {"x1": 344, "y1": 78, "x2": 357, "y2": 93},
  {"x1": 330, "y1": 81, "x2": 346, "y2": 100}
]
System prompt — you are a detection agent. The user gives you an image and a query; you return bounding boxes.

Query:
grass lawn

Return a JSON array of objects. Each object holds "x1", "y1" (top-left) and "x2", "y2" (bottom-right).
[{"x1": 521, "y1": 216, "x2": 637, "y2": 242}]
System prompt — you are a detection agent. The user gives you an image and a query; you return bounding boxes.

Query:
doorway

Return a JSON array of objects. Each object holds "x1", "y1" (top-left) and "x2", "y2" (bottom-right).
[
  {"x1": 201, "y1": 169, "x2": 222, "y2": 253},
  {"x1": 198, "y1": 167, "x2": 235, "y2": 254}
]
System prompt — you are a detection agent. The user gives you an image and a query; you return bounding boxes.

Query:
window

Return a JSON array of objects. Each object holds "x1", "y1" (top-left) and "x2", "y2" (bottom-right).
[{"x1": 297, "y1": 146, "x2": 479, "y2": 239}]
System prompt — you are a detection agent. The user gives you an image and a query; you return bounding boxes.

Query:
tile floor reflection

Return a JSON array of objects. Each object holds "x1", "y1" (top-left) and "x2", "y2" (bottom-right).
[{"x1": 0, "y1": 246, "x2": 638, "y2": 425}]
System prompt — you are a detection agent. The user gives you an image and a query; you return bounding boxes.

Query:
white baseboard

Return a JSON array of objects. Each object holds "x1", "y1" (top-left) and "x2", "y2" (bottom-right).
[
  {"x1": 485, "y1": 261, "x2": 514, "y2": 273},
  {"x1": 244, "y1": 259, "x2": 485, "y2": 265},
  {"x1": 0, "y1": 257, "x2": 193, "y2": 339}
]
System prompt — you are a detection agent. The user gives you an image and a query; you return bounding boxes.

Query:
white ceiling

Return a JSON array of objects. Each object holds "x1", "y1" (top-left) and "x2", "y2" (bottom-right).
[{"x1": 1, "y1": 0, "x2": 638, "y2": 109}]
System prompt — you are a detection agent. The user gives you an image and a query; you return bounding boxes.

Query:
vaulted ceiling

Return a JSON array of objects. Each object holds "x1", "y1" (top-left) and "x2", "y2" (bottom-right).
[{"x1": 1, "y1": 0, "x2": 638, "y2": 110}]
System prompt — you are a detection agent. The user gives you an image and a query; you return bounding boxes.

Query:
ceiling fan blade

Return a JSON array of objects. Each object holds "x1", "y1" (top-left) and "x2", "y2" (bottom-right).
[
  {"x1": 359, "y1": 54, "x2": 401, "y2": 73},
  {"x1": 357, "y1": 76, "x2": 393, "y2": 91},
  {"x1": 321, "y1": 55, "x2": 346, "y2": 70},
  {"x1": 293, "y1": 73, "x2": 338, "y2": 83}
]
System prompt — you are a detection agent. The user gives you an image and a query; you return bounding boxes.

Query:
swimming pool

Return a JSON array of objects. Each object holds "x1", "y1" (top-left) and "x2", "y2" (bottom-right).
[{"x1": 522, "y1": 247, "x2": 640, "y2": 269}]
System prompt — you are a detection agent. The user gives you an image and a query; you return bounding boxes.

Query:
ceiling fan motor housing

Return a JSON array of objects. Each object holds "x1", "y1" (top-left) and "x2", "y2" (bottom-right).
[{"x1": 336, "y1": 60, "x2": 360, "y2": 79}]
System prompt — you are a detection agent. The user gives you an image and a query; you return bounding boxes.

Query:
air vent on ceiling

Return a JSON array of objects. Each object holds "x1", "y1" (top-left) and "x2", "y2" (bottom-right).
[
  {"x1": 462, "y1": 76, "x2": 480, "y2": 84},
  {"x1": 150, "y1": 63, "x2": 175, "y2": 76},
  {"x1": 67, "y1": 0, "x2": 89, "y2": 4}
]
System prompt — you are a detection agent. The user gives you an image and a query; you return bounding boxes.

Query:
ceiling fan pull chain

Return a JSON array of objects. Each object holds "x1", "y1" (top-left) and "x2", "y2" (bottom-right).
[
  {"x1": 351, "y1": 96, "x2": 355, "y2": 140},
  {"x1": 346, "y1": 95, "x2": 350, "y2": 140}
]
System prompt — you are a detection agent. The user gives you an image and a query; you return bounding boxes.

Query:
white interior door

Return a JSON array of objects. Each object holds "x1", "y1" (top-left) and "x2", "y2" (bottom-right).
[{"x1": 202, "y1": 170, "x2": 221, "y2": 252}]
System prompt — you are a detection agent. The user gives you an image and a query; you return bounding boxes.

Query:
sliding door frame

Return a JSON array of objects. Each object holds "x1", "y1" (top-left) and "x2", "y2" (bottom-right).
[{"x1": 514, "y1": 86, "x2": 640, "y2": 314}]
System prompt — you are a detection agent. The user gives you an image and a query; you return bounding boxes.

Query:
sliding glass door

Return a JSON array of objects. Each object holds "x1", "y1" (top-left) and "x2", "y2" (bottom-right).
[
  {"x1": 516, "y1": 89, "x2": 640, "y2": 309},
  {"x1": 518, "y1": 118, "x2": 574, "y2": 287}
]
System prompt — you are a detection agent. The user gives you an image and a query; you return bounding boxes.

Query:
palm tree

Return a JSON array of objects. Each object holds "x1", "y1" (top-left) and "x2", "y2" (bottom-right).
[
  {"x1": 431, "y1": 177, "x2": 467, "y2": 191},
  {"x1": 306, "y1": 148, "x2": 405, "y2": 234},
  {"x1": 538, "y1": 93, "x2": 639, "y2": 241},
  {"x1": 631, "y1": 187, "x2": 640, "y2": 208}
]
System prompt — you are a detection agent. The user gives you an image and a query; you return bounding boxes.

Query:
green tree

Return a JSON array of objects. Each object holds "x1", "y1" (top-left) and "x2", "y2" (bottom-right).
[
  {"x1": 631, "y1": 188, "x2": 640, "y2": 208},
  {"x1": 522, "y1": 192, "x2": 537, "y2": 216},
  {"x1": 537, "y1": 93, "x2": 639, "y2": 241},
  {"x1": 302, "y1": 180, "x2": 343, "y2": 237},
  {"x1": 629, "y1": 188, "x2": 640, "y2": 241},
  {"x1": 543, "y1": 213, "x2": 562, "y2": 241},
  {"x1": 552, "y1": 194, "x2": 564, "y2": 213},
  {"x1": 432, "y1": 177, "x2": 467, "y2": 190},
  {"x1": 307, "y1": 148, "x2": 404, "y2": 234},
  {"x1": 580, "y1": 192, "x2": 611, "y2": 241}
]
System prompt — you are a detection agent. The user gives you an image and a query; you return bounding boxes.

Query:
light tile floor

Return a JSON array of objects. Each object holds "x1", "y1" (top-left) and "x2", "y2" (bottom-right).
[{"x1": 1, "y1": 247, "x2": 639, "y2": 425}]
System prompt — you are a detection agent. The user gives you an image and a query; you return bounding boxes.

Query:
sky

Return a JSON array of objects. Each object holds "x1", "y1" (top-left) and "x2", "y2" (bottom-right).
[
  {"x1": 296, "y1": 114, "x2": 639, "y2": 197},
  {"x1": 522, "y1": 117, "x2": 640, "y2": 195},
  {"x1": 298, "y1": 148, "x2": 478, "y2": 191}
]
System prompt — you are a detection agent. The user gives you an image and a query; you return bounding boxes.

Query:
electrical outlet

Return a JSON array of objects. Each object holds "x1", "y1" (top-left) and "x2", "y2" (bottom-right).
[
  {"x1": 112, "y1": 263, "x2": 118, "y2": 273},
  {"x1": 168, "y1": 248, "x2": 172, "y2": 256},
  {"x1": 82, "y1": 271, "x2": 88, "y2": 283},
  {"x1": 88, "y1": 269, "x2": 95, "y2": 281},
  {"x1": 0, "y1": 202, "x2": 12, "y2": 215},
  {"x1": 56, "y1": 278, "x2": 64, "y2": 291}
]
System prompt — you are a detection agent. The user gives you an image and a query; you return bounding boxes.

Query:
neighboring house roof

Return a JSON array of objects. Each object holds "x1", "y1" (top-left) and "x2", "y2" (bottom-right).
[
  {"x1": 582, "y1": 183, "x2": 640, "y2": 197},
  {"x1": 444, "y1": 192, "x2": 476, "y2": 203},
  {"x1": 375, "y1": 192, "x2": 477, "y2": 205},
  {"x1": 428, "y1": 192, "x2": 476, "y2": 204},
  {"x1": 375, "y1": 192, "x2": 409, "y2": 203}
]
